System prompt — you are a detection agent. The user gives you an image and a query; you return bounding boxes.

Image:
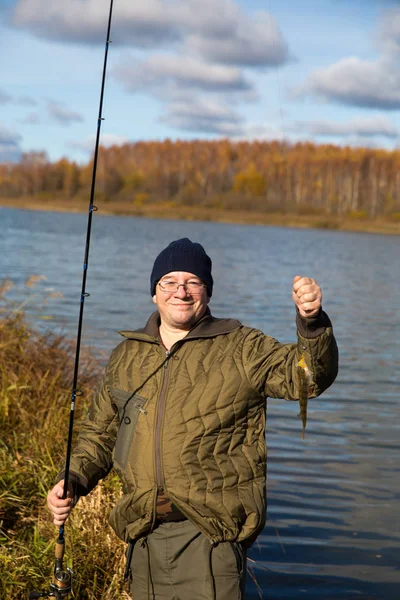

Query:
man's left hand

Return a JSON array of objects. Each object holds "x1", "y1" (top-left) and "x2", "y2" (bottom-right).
[{"x1": 292, "y1": 275, "x2": 322, "y2": 318}]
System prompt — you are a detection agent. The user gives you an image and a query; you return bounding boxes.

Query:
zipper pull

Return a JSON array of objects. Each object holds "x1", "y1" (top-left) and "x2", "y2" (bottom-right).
[{"x1": 164, "y1": 351, "x2": 170, "y2": 368}]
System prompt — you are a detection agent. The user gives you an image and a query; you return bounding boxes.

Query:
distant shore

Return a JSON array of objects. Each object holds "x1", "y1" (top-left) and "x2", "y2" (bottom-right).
[{"x1": 1, "y1": 196, "x2": 400, "y2": 235}]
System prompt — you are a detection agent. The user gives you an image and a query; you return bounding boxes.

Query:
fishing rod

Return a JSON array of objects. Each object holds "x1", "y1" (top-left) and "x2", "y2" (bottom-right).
[{"x1": 29, "y1": 1, "x2": 115, "y2": 598}]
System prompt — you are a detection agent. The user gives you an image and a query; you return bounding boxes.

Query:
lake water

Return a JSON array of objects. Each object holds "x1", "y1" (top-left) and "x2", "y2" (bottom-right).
[{"x1": 1, "y1": 206, "x2": 399, "y2": 599}]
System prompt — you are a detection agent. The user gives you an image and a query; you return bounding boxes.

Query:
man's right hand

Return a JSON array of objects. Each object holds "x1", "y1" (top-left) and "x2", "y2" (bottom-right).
[{"x1": 47, "y1": 480, "x2": 75, "y2": 526}]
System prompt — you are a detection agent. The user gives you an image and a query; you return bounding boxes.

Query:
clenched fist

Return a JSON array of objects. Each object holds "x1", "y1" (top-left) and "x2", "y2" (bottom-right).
[
  {"x1": 47, "y1": 480, "x2": 75, "y2": 526},
  {"x1": 292, "y1": 275, "x2": 322, "y2": 318}
]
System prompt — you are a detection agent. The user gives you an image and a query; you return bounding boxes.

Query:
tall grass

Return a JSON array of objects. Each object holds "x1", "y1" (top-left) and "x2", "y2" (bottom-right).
[{"x1": 0, "y1": 283, "x2": 129, "y2": 599}]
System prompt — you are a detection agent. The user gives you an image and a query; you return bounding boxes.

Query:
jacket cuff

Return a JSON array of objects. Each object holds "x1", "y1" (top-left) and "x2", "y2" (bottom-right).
[
  {"x1": 296, "y1": 309, "x2": 333, "y2": 339},
  {"x1": 57, "y1": 471, "x2": 90, "y2": 498}
]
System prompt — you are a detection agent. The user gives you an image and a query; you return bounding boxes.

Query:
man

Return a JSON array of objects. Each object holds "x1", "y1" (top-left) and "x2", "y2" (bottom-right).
[{"x1": 47, "y1": 238, "x2": 338, "y2": 600}]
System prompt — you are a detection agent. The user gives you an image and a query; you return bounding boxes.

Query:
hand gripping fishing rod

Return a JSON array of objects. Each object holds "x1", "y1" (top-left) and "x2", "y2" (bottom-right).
[{"x1": 29, "y1": 1, "x2": 115, "y2": 598}]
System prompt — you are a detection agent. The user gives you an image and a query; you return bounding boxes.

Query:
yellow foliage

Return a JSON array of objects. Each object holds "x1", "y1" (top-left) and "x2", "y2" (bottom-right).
[
  {"x1": 313, "y1": 178, "x2": 323, "y2": 191},
  {"x1": 233, "y1": 165, "x2": 267, "y2": 197},
  {"x1": 3, "y1": 139, "x2": 400, "y2": 218},
  {"x1": 384, "y1": 192, "x2": 393, "y2": 213},
  {"x1": 133, "y1": 192, "x2": 149, "y2": 206},
  {"x1": 348, "y1": 210, "x2": 368, "y2": 219},
  {"x1": 123, "y1": 172, "x2": 145, "y2": 191}
]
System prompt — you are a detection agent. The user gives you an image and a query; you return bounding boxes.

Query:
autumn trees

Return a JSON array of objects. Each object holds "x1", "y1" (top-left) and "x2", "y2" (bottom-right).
[{"x1": 1, "y1": 140, "x2": 400, "y2": 219}]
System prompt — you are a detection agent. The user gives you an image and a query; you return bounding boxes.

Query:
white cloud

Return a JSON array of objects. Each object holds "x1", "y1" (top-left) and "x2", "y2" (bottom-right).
[
  {"x1": 231, "y1": 122, "x2": 284, "y2": 142},
  {"x1": 20, "y1": 112, "x2": 41, "y2": 125},
  {"x1": 184, "y1": 7, "x2": 288, "y2": 67},
  {"x1": 17, "y1": 95, "x2": 37, "y2": 106},
  {"x1": 11, "y1": 0, "x2": 290, "y2": 68},
  {"x1": 296, "y1": 56, "x2": 400, "y2": 110},
  {"x1": 68, "y1": 133, "x2": 129, "y2": 153},
  {"x1": 161, "y1": 97, "x2": 244, "y2": 135},
  {"x1": 379, "y1": 7, "x2": 400, "y2": 54},
  {"x1": 47, "y1": 101, "x2": 84, "y2": 126},
  {"x1": 11, "y1": 0, "x2": 288, "y2": 146},
  {"x1": 0, "y1": 124, "x2": 23, "y2": 163},
  {"x1": 0, "y1": 90, "x2": 36, "y2": 107},
  {"x1": 161, "y1": 98, "x2": 287, "y2": 139},
  {"x1": 12, "y1": 0, "x2": 180, "y2": 46},
  {"x1": 295, "y1": 6, "x2": 400, "y2": 111},
  {"x1": 113, "y1": 54, "x2": 254, "y2": 98},
  {"x1": 292, "y1": 115, "x2": 399, "y2": 138},
  {"x1": 0, "y1": 125, "x2": 22, "y2": 145},
  {"x1": 337, "y1": 136, "x2": 381, "y2": 150}
]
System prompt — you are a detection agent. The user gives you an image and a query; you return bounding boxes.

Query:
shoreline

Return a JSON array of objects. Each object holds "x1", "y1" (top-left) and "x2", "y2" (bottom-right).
[{"x1": 1, "y1": 197, "x2": 400, "y2": 235}]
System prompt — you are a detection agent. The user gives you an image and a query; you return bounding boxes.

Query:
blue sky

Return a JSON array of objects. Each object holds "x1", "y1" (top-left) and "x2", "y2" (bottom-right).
[{"x1": 1, "y1": 0, "x2": 400, "y2": 163}]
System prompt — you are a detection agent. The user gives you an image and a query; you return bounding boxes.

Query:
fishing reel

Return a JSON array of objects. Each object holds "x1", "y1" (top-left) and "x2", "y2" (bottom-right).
[
  {"x1": 29, "y1": 535, "x2": 74, "y2": 599},
  {"x1": 29, "y1": 566, "x2": 74, "y2": 599},
  {"x1": 28, "y1": 567, "x2": 74, "y2": 598},
  {"x1": 29, "y1": 565, "x2": 74, "y2": 599}
]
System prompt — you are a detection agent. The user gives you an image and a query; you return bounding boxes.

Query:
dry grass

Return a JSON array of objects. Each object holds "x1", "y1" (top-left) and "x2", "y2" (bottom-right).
[{"x1": 0, "y1": 290, "x2": 129, "y2": 599}]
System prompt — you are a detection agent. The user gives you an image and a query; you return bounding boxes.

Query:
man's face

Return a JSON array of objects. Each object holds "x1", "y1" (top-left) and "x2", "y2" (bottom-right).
[{"x1": 153, "y1": 271, "x2": 210, "y2": 330}]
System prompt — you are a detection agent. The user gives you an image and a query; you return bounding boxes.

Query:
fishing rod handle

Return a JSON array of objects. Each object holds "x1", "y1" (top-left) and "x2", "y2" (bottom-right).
[{"x1": 55, "y1": 538, "x2": 65, "y2": 560}]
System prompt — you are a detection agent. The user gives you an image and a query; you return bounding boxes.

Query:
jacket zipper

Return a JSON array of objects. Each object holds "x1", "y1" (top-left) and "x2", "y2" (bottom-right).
[
  {"x1": 155, "y1": 350, "x2": 171, "y2": 491},
  {"x1": 150, "y1": 347, "x2": 217, "y2": 543}
]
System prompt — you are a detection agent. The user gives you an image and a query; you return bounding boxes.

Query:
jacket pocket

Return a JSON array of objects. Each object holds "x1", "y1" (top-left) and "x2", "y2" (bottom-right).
[{"x1": 109, "y1": 387, "x2": 147, "y2": 470}]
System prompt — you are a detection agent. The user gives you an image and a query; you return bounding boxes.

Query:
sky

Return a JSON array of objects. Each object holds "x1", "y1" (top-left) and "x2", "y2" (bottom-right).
[{"x1": 1, "y1": 0, "x2": 400, "y2": 164}]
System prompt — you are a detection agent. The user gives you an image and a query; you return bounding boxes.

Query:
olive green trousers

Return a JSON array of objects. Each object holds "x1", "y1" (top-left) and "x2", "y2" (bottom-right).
[{"x1": 129, "y1": 520, "x2": 247, "y2": 600}]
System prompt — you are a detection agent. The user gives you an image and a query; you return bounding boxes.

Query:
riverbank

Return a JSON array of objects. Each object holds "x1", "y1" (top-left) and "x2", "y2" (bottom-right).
[
  {"x1": 1, "y1": 196, "x2": 400, "y2": 235},
  {"x1": 0, "y1": 311, "x2": 126, "y2": 600}
]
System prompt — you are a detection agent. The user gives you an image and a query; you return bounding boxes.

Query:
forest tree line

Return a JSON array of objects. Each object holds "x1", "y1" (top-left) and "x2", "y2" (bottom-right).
[{"x1": 1, "y1": 140, "x2": 400, "y2": 218}]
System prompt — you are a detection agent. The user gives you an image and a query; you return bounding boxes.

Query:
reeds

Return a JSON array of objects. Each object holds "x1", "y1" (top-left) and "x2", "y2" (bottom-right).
[{"x1": 0, "y1": 302, "x2": 128, "y2": 598}]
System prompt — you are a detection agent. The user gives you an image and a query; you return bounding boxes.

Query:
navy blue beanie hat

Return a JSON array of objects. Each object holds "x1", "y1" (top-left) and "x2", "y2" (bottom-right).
[{"x1": 150, "y1": 238, "x2": 213, "y2": 297}]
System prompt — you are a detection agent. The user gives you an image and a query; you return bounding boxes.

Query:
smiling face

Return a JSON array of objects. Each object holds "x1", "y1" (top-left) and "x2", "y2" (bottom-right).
[{"x1": 153, "y1": 271, "x2": 210, "y2": 331}]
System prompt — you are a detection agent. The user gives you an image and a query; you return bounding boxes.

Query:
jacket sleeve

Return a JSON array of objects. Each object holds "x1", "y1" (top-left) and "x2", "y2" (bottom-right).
[
  {"x1": 57, "y1": 378, "x2": 119, "y2": 497},
  {"x1": 242, "y1": 310, "x2": 339, "y2": 400}
]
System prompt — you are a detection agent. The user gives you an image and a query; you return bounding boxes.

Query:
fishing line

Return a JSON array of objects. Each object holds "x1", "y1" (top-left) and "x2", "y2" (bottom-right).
[
  {"x1": 266, "y1": 0, "x2": 313, "y2": 440},
  {"x1": 29, "y1": 1, "x2": 115, "y2": 598}
]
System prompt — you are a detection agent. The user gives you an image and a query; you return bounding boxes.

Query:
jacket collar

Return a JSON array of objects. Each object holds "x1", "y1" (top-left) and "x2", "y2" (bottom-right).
[{"x1": 119, "y1": 308, "x2": 242, "y2": 342}]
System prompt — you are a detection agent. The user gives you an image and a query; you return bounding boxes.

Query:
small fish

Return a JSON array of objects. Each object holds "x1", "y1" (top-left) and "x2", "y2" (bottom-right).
[{"x1": 297, "y1": 354, "x2": 311, "y2": 440}]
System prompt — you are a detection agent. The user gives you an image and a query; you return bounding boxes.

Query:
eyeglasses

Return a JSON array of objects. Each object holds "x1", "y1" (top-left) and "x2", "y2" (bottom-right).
[{"x1": 158, "y1": 280, "x2": 206, "y2": 294}]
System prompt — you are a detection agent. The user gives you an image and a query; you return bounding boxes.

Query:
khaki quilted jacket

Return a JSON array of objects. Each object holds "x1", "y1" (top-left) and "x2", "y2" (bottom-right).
[{"x1": 65, "y1": 309, "x2": 338, "y2": 544}]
